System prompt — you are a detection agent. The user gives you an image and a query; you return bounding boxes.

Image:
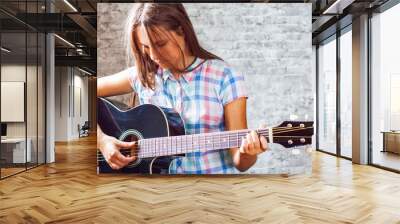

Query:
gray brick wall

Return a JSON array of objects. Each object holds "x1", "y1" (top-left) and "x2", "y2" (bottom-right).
[
  {"x1": 97, "y1": 3, "x2": 313, "y2": 174},
  {"x1": 97, "y1": 3, "x2": 135, "y2": 106}
]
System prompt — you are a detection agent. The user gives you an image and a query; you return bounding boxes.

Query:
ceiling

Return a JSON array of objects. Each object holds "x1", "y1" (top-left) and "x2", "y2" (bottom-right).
[{"x1": 0, "y1": 0, "x2": 393, "y2": 75}]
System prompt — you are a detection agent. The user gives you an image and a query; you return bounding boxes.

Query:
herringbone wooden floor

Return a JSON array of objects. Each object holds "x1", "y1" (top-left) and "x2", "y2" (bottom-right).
[{"x1": 1, "y1": 135, "x2": 400, "y2": 224}]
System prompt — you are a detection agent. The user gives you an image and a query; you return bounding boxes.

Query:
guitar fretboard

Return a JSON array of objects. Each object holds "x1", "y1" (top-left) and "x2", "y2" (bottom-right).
[{"x1": 135, "y1": 129, "x2": 269, "y2": 158}]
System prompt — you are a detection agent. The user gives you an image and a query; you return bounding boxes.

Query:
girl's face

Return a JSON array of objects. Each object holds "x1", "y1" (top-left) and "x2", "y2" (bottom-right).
[{"x1": 135, "y1": 25, "x2": 188, "y2": 71}]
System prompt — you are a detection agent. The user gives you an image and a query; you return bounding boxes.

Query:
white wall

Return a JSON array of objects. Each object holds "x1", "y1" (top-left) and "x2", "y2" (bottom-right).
[
  {"x1": 1, "y1": 63, "x2": 46, "y2": 164},
  {"x1": 1, "y1": 65, "x2": 31, "y2": 138},
  {"x1": 1, "y1": 65, "x2": 25, "y2": 141},
  {"x1": 73, "y1": 73, "x2": 89, "y2": 137},
  {"x1": 54, "y1": 67, "x2": 89, "y2": 141},
  {"x1": 55, "y1": 67, "x2": 68, "y2": 141}
]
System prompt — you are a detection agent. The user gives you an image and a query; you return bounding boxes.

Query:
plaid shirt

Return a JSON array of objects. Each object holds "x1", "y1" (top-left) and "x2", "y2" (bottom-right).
[{"x1": 129, "y1": 58, "x2": 247, "y2": 174}]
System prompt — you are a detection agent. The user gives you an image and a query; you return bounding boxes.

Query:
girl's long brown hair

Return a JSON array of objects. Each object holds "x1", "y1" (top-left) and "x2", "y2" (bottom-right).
[{"x1": 125, "y1": 3, "x2": 221, "y2": 89}]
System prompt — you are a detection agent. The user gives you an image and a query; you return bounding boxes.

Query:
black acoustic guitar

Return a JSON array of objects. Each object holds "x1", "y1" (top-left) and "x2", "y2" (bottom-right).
[{"x1": 97, "y1": 97, "x2": 314, "y2": 174}]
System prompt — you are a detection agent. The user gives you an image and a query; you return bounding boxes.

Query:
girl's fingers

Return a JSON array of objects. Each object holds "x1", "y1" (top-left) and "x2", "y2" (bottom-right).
[
  {"x1": 240, "y1": 137, "x2": 247, "y2": 154},
  {"x1": 242, "y1": 130, "x2": 268, "y2": 155},
  {"x1": 246, "y1": 133, "x2": 254, "y2": 153},
  {"x1": 250, "y1": 130, "x2": 261, "y2": 150},
  {"x1": 109, "y1": 152, "x2": 125, "y2": 167},
  {"x1": 111, "y1": 159, "x2": 125, "y2": 169},
  {"x1": 108, "y1": 161, "x2": 120, "y2": 170},
  {"x1": 108, "y1": 148, "x2": 135, "y2": 169},
  {"x1": 115, "y1": 139, "x2": 136, "y2": 149},
  {"x1": 128, "y1": 155, "x2": 137, "y2": 162},
  {"x1": 116, "y1": 151, "x2": 135, "y2": 165},
  {"x1": 260, "y1": 136, "x2": 268, "y2": 151}
]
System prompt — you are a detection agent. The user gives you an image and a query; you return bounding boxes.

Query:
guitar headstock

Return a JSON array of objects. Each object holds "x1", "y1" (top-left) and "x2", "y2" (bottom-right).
[{"x1": 271, "y1": 121, "x2": 314, "y2": 148}]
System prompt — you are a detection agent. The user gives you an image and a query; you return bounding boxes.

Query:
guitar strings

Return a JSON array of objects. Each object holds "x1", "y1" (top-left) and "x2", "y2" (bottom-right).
[
  {"x1": 97, "y1": 126, "x2": 313, "y2": 153},
  {"x1": 97, "y1": 126, "x2": 313, "y2": 154},
  {"x1": 96, "y1": 137, "x2": 314, "y2": 160},
  {"x1": 96, "y1": 138, "x2": 314, "y2": 162},
  {"x1": 97, "y1": 126, "x2": 314, "y2": 157},
  {"x1": 96, "y1": 126, "x2": 314, "y2": 160}
]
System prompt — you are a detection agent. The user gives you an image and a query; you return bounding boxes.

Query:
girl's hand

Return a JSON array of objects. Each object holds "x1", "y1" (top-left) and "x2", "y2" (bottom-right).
[
  {"x1": 98, "y1": 134, "x2": 137, "y2": 170},
  {"x1": 240, "y1": 129, "x2": 268, "y2": 156}
]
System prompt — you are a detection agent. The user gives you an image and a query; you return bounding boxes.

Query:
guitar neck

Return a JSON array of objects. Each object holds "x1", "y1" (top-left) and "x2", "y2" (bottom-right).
[{"x1": 135, "y1": 129, "x2": 270, "y2": 158}]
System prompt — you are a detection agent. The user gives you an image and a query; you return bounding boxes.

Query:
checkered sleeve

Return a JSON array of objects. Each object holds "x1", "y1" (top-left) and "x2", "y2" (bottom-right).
[{"x1": 219, "y1": 66, "x2": 248, "y2": 106}]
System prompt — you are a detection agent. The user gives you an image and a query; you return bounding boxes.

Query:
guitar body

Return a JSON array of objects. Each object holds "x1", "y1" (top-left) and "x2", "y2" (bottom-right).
[
  {"x1": 97, "y1": 97, "x2": 185, "y2": 174},
  {"x1": 97, "y1": 97, "x2": 315, "y2": 175}
]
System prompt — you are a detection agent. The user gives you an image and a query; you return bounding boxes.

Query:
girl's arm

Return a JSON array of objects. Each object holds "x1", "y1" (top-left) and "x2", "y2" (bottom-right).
[
  {"x1": 97, "y1": 67, "x2": 137, "y2": 169},
  {"x1": 224, "y1": 97, "x2": 268, "y2": 172},
  {"x1": 97, "y1": 67, "x2": 136, "y2": 97}
]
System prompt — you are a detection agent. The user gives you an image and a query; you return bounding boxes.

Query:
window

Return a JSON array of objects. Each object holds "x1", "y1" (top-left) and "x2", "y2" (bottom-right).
[
  {"x1": 339, "y1": 28, "x2": 352, "y2": 158},
  {"x1": 370, "y1": 2, "x2": 400, "y2": 171},
  {"x1": 317, "y1": 36, "x2": 337, "y2": 155},
  {"x1": 0, "y1": 1, "x2": 47, "y2": 179}
]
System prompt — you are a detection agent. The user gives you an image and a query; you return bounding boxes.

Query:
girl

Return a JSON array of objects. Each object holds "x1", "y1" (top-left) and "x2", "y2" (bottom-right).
[{"x1": 97, "y1": 3, "x2": 268, "y2": 174}]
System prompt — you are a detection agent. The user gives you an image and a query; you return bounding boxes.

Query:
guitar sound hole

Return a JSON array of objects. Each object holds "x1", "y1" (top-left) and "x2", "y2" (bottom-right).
[
  {"x1": 119, "y1": 132, "x2": 142, "y2": 167},
  {"x1": 120, "y1": 134, "x2": 139, "y2": 157},
  {"x1": 122, "y1": 134, "x2": 138, "y2": 143}
]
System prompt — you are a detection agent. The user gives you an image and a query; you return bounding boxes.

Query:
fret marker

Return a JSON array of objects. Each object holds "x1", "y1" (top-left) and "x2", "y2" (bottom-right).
[
  {"x1": 300, "y1": 138, "x2": 305, "y2": 143},
  {"x1": 287, "y1": 123, "x2": 292, "y2": 128},
  {"x1": 300, "y1": 123, "x2": 305, "y2": 128},
  {"x1": 288, "y1": 140, "x2": 293, "y2": 145}
]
